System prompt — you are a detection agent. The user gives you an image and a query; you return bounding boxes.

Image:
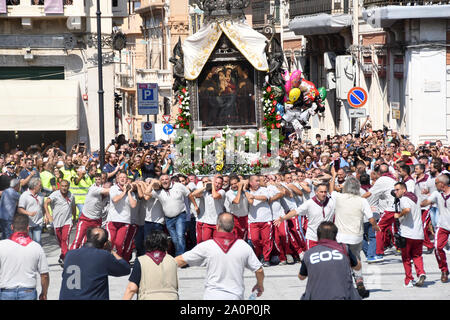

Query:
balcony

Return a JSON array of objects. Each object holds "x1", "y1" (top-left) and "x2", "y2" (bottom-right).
[
  {"x1": 363, "y1": 0, "x2": 449, "y2": 7},
  {"x1": 116, "y1": 73, "x2": 135, "y2": 90},
  {"x1": 252, "y1": 0, "x2": 281, "y2": 27},
  {"x1": 135, "y1": 69, "x2": 172, "y2": 91},
  {"x1": 289, "y1": 0, "x2": 350, "y2": 18},
  {"x1": 2, "y1": 0, "x2": 84, "y2": 17}
]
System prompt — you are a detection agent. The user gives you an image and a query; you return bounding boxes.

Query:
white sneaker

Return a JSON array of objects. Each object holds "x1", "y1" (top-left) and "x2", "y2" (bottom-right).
[{"x1": 403, "y1": 280, "x2": 415, "y2": 288}]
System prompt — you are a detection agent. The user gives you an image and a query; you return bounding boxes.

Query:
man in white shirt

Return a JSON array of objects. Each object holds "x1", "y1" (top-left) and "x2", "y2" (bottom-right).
[
  {"x1": 420, "y1": 174, "x2": 450, "y2": 283},
  {"x1": 224, "y1": 176, "x2": 249, "y2": 240},
  {"x1": 189, "y1": 175, "x2": 226, "y2": 243},
  {"x1": 150, "y1": 174, "x2": 191, "y2": 256},
  {"x1": 44, "y1": 179, "x2": 76, "y2": 266},
  {"x1": 265, "y1": 176, "x2": 290, "y2": 265},
  {"x1": 17, "y1": 177, "x2": 45, "y2": 244},
  {"x1": 245, "y1": 175, "x2": 273, "y2": 267},
  {"x1": 0, "y1": 213, "x2": 49, "y2": 300},
  {"x1": 175, "y1": 212, "x2": 264, "y2": 300},
  {"x1": 362, "y1": 164, "x2": 397, "y2": 261},
  {"x1": 329, "y1": 170, "x2": 379, "y2": 298},
  {"x1": 414, "y1": 164, "x2": 434, "y2": 253},
  {"x1": 398, "y1": 165, "x2": 415, "y2": 193},
  {"x1": 275, "y1": 184, "x2": 335, "y2": 250},
  {"x1": 394, "y1": 182, "x2": 426, "y2": 287},
  {"x1": 106, "y1": 172, "x2": 137, "y2": 258},
  {"x1": 70, "y1": 173, "x2": 111, "y2": 250}
]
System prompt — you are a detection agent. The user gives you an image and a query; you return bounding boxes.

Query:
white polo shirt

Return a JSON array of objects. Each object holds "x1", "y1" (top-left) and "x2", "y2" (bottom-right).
[
  {"x1": 18, "y1": 190, "x2": 44, "y2": 228},
  {"x1": 248, "y1": 187, "x2": 272, "y2": 223},
  {"x1": 182, "y1": 239, "x2": 262, "y2": 300},
  {"x1": 152, "y1": 183, "x2": 190, "y2": 218},
  {"x1": 398, "y1": 196, "x2": 424, "y2": 240},
  {"x1": 0, "y1": 239, "x2": 49, "y2": 289},
  {"x1": 107, "y1": 185, "x2": 134, "y2": 224},
  {"x1": 266, "y1": 184, "x2": 285, "y2": 220},
  {"x1": 404, "y1": 178, "x2": 415, "y2": 194},
  {"x1": 427, "y1": 190, "x2": 450, "y2": 231},
  {"x1": 197, "y1": 190, "x2": 226, "y2": 225},
  {"x1": 82, "y1": 185, "x2": 108, "y2": 220},
  {"x1": 143, "y1": 198, "x2": 165, "y2": 225},
  {"x1": 279, "y1": 183, "x2": 297, "y2": 212},
  {"x1": 48, "y1": 190, "x2": 74, "y2": 228},
  {"x1": 224, "y1": 190, "x2": 249, "y2": 218},
  {"x1": 295, "y1": 196, "x2": 336, "y2": 241}
]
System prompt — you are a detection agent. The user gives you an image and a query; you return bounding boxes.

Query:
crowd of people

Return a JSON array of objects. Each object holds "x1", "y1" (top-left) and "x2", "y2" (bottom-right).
[{"x1": 0, "y1": 119, "x2": 450, "y2": 300}]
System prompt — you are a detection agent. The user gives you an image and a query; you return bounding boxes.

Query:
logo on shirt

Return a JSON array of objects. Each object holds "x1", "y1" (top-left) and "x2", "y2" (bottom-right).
[{"x1": 310, "y1": 250, "x2": 343, "y2": 264}]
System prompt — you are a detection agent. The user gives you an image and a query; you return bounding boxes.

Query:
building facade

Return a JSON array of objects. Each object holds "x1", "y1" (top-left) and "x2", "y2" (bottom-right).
[
  {"x1": 287, "y1": 0, "x2": 450, "y2": 144},
  {"x1": 0, "y1": 0, "x2": 128, "y2": 152}
]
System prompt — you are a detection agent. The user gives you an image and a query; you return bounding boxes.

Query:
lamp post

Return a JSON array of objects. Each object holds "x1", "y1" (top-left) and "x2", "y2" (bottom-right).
[{"x1": 96, "y1": 0, "x2": 105, "y2": 169}]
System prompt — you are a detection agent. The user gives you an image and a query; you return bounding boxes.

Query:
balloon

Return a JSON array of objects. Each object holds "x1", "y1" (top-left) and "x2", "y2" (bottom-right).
[
  {"x1": 276, "y1": 103, "x2": 285, "y2": 116},
  {"x1": 283, "y1": 70, "x2": 290, "y2": 82},
  {"x1": 318, "y1": 87, "x2": 327, "y2": 100},
  {"x1": 289, "y1": 88, "x2": 301, "y2": 103},
  {"x1": 284, "y1": 80, "x2": 292, "y2": 96},
  {"x1": 290, "y1": 70, "x2": 302, "y2": 88}
]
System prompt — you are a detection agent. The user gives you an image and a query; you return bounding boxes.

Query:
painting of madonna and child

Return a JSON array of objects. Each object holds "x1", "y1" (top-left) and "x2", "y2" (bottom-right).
[{"x1": 197, "y1": 61, "x2": 257, "y2": 128}]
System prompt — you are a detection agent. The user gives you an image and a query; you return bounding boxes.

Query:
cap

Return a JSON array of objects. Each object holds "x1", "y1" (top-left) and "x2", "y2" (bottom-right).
[
  {"x1": 57, "y1": 161, "x2": 64, "y2": 167},
  {"x1": 401, "y1": 151, "x2": 411, "y2": 156},
  {"x1": 6, "y1": 161, "x2": 16, "y2": 167}
]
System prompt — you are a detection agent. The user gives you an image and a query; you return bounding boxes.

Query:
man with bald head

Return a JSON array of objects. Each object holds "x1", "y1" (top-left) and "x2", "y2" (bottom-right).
[
  {"x1": 59, "y1": 227, "x2": 130, "y2": 300},
  {"x1": 175, "y1": 212, "x2": 264, "y2": 300}
]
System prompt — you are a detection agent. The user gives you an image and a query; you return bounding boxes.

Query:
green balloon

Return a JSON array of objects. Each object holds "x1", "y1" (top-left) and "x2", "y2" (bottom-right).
[{"x1": 318, "y1": 87, "x2": 327, "y2": 100}]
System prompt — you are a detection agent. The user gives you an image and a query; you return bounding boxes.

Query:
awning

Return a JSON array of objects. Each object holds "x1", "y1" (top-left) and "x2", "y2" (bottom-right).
[
  {"x1": 183, "y1": 20, "x2": 269, "y2": 80},
  {"x1": 289, "y1": 13, "x2": 352, "y2": 36},
  {"x1": 362, "y1": 5, "x2": 450, "y2": 28},
  {"x1": 0, "y1": 80, "x2": 79, "y2": 131}
]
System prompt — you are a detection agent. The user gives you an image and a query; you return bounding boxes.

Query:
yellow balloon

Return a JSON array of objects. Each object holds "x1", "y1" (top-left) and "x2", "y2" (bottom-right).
[{"x1": 289, "y1": 88, "x2": 301, "y2": 103}]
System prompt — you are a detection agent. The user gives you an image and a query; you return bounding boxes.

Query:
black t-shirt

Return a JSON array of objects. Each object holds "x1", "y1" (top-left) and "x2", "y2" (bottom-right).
[
  {"x1": 141, "y1": 163, "x2": 157, "y2": 180},
  {"x1": 299, "y1": 243, "x2": 360, "y2": 300}
]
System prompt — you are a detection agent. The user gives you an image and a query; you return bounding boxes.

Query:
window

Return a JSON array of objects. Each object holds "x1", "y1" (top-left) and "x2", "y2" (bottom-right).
[
  {"x1": 163, "y1": 97, "x2": 171, "y2": 115},
  {"x1": 6, "y1": 0, "x2": 20, "y2": 5},
  {"x1": 113, "y1": 0, "x2": 118, "y2": 7}
]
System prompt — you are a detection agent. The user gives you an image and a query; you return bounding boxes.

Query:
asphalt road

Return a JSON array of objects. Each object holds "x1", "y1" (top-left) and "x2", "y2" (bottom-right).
[{"x1": 39, "y1": 229, "x2": 450, "y2": 300}]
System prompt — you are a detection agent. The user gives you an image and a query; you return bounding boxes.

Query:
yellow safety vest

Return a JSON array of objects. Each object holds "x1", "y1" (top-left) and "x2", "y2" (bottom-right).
[
  {"x1": 60, "y1": 167, "x2": 76, "y2": 183},
  {"x1": 70, "y1": 175, "x2": 94, "y2": 205},
  {"x1": 40, "y1": 170, "x2": 54, "y2": 195}
]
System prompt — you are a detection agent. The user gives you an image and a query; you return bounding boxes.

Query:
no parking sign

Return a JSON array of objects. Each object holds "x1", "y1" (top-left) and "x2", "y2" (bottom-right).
[
  {"x1": 142, "y1": 121, "x2": 155, "y2": 142},
  {"x1": 347, "y1": 87, "x2": 368, "y2": 108}
]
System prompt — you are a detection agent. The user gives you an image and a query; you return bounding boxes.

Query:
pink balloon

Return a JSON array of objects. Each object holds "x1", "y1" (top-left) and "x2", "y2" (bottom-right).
[
  {"x1": 290, "y1": 70, "x2": 302, "y2": 88},
  {"x1": 284, "y1": 79, "x2": 292, "y2": 95}
]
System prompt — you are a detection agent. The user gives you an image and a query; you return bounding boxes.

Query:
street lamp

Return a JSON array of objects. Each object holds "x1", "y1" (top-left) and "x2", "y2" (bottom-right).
[{"x1": 96, "y1": 0, "x2": 105, "y2": 169}]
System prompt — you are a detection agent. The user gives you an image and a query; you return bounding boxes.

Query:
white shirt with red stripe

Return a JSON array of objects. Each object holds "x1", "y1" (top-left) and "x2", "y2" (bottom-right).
[
  {"x1": 368, "y1": 175, "x2": 397, "y2": 212},
  {"x1": 197, "y1": 190, "x2": 226, "y2": 225},
  {"x1": 427, "y1": 190, "x2": 450, "y2": 231},
  {"x1": 266, "y1": 184, "x2": 285, "y2": 220},
  {"x1": 48, "y1": 190, "x2": 74, "y2": 228},
  {"x1": 295, "y1": 196, "x2": 336, "y2": 242},
  {"x1": 248, "y1": 187, "x2": 272, "y2": 223}
]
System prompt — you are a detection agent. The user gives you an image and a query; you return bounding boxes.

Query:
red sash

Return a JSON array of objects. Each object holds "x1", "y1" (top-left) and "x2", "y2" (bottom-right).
[
  {"x1": 382, "y1": 172, "x2": 397, "y2": 181},
  {"x1": 213, "y1": 231, "x2": 238, "y2": 253},
  {"x1": 312, "y1": 196, "x2": 330, "y2": 218},
  {"x1": 9, "y1": 232, "x2": 33, "y2": 247},
  {"x1": 146, "y1": 250, "x2": 166, "y2": 265},
  {"x1": 404, "y1": 192, "x2": 418, "y2": 204},
  {"x1": 317, "y1": 239, "x2": 348, "y2": 256},
  {"x1": 361, "y1": 185, "x2": 371, "y2": 192},
  {"x1": 441, "y1": 192, "x2": 450, "y2": 208},
  {"x1": 404, "y1": 176, "x2": 414, "y2": 184},
  {"x1": 415, "y1": 174, "x2": 429, "y2": 185}
]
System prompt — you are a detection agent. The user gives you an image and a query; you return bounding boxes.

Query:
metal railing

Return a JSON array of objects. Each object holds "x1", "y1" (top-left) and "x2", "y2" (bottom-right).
[
  {"x1": 135, "y1": 69, "x2": 172, "y2": 89},
  {"x1": 289, "y1": 0, "x2": 350, "y2": 17},
  {"x1": 363, "y1": 0, "x2": 449, "y2": 6}
]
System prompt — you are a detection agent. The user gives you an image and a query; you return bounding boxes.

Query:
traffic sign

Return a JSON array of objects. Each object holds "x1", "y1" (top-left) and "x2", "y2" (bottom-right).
[
  {"x1": 126, "y1": 117, "x2": 132, "y2": 125},
  {"x1": 347, "y1": 87, "x2": 368, "y2": 108},
  {"x1": 162, "y1": 115, "x2": 171, "y2": 123},
  {"x1": 138, "y1": 83, "x2": 159, "y2": 115},
  {"x1": 142, "y1": 121, "x2": 155, "y2": 143},
  {"x1": 163, "y1": 124, "x2": 174, "y2": 136},
  {"x1": 349, "y1": 108, "x2": 366, "y2": 118}
]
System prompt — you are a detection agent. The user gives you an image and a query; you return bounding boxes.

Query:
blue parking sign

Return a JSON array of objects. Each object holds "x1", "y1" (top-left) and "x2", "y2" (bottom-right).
[{"x1": 138, "y1": 83, "x2": 158, "y2": 115}]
